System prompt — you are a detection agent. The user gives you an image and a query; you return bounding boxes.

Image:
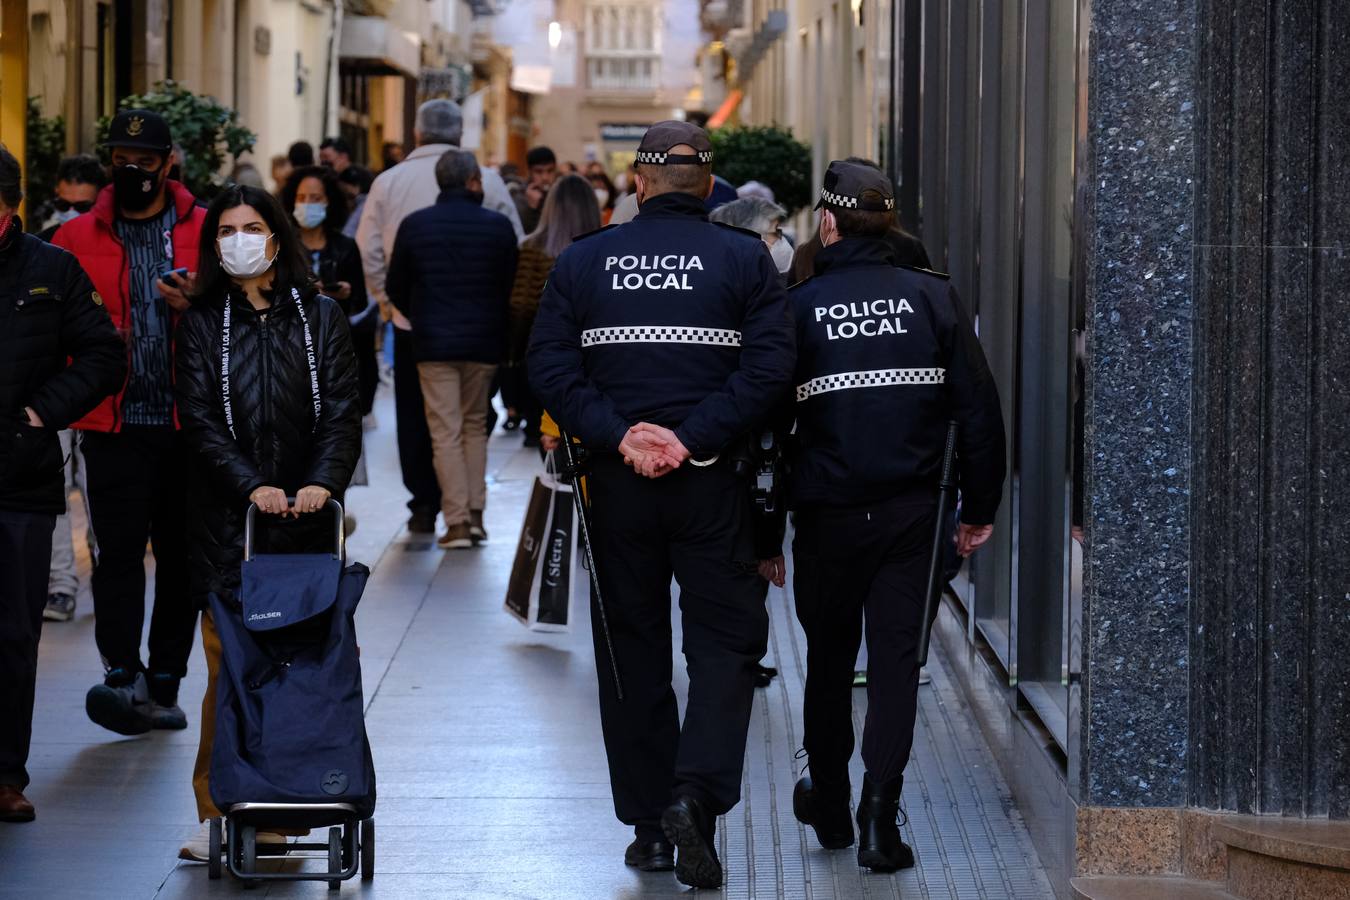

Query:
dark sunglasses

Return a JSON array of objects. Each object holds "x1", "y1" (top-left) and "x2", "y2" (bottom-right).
[{"x1": 53, "y1": 198, "x2": 96, "y2": 214}]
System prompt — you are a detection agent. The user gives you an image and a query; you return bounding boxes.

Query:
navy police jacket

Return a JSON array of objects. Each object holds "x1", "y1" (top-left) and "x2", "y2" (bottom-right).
[
  {"x1": 787, "y1": 237, "x2": 1006, "y2": 523},
  {"x1": 528, "y1": 191, "x2": 796, "y2": 456}
]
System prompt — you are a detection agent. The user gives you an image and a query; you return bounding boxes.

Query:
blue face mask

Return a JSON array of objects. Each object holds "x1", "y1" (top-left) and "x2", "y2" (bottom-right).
[{"x1": 294, "y1": 202, "x2": 327, "y2": 229}]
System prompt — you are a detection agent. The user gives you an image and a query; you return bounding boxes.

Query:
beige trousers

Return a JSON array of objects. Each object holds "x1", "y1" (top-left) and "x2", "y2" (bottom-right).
[{"x1": 417, "y1": 360, "x2": 497, "y2": 526}]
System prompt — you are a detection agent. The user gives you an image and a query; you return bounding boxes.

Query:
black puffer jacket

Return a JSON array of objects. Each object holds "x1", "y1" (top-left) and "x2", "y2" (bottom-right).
[
  {"x1": 0, "y1": 228, "x2": 126, "y2": 514},
  {"x1": 174, "y1": 282, "x2": 362, "y2": 602}
]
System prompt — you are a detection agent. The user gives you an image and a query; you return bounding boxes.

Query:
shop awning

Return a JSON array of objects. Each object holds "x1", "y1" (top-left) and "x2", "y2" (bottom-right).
[
  {"x1": 340, "y1": 16, "x2": 420, "y2": 77},
  {"x1": 707, "y1": 90, "x2": 743, "y2": 129}
]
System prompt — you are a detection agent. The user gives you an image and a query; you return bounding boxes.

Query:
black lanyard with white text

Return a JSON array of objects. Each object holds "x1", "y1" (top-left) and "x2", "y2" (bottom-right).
[{"x1": 220, "y1": 287, "x2": 320, "y2": 440}]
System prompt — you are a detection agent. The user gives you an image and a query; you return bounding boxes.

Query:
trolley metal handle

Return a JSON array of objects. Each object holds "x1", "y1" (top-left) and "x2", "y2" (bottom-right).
[{"x1": 243, "y1": 498, "x2": 345, "y2": 563}]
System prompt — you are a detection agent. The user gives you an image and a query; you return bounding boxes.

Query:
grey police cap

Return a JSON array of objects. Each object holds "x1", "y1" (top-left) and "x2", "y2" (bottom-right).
[
  {"x1": 814, "y1": 160, "x2": 896, "y2": 212},
  {"x1": 635, "y1": 121, "x2": 714, "y2": 166}
]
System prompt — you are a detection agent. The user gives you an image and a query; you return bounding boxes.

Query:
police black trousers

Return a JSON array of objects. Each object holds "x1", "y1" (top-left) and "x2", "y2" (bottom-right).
[
  {"x1": 82, "y1": 426, "x2": 197, "y2": 683},
  {"x1": 0, "y1": 509, "x2": 55, "y2": 789},
  {"x1": 587, "y1": 455, "x2": 768, "y2": 842},
  {"x1": 392, "y1": 327, "x2": 442, "y2": 516},
  {"x1": 792, "y1": 491, "x2": 937, "y2": 784}
]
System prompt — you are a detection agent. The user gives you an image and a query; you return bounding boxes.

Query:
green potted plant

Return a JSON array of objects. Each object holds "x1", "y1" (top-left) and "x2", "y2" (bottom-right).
[{"x1": 709, "y1": 125, "x2": 812, "y2": 213}]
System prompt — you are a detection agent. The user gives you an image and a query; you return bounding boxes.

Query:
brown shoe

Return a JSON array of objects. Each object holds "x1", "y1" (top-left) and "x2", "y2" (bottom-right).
[
  {"x1": 437, "y1": 523, "x2": 474, "y2": 549},
  {"x1": 0, "y1": 785, "x2": 35, "y2": 823},
  {"x1": 469, "y1": 510, "x2": 488, "y2": 544}
]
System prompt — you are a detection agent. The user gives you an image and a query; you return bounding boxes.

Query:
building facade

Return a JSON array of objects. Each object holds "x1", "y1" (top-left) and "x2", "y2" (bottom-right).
[
  {"x1": 7, "y1": 0, "x2": 492, "y2": 192},
  {"x1": 517, "y1": 0, "x2": 700, "y2": 173}
]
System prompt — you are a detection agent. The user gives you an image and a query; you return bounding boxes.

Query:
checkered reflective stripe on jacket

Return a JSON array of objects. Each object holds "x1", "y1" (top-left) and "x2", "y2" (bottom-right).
[
  {"x1": 795, "y1": 367, "x2": 946, "y2": 401},
  {"x1": 581, "y1": 326, "x2": 743, "y2": 348}
]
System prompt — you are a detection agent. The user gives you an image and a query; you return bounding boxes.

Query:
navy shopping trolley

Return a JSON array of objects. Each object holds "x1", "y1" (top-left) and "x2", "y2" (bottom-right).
[{"x1": 206, "y1": 499, "x2": 376, "y2": 890}]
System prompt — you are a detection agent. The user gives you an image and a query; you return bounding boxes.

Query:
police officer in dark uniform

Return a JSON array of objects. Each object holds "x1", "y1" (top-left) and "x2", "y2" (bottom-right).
[
  {"x1": 776, "y1": 160, "x2": 1006, "y2": 872},
  {"x1": 528, "y1": 121, "x2": 795, "y2": 888}
]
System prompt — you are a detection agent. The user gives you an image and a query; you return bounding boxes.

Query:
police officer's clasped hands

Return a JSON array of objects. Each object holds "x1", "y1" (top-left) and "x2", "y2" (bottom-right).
[{"x1": 619, "y1": 422, "x2": 688, "y2": 478}]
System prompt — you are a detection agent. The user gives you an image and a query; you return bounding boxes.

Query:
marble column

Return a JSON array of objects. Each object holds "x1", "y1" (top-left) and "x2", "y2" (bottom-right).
[
  {"x1": 1080, "y1": 0, "x2": 1197, "y2": 808},
  {"x1": 1189, "y1": 0, "x2": 1350, "y2": 819}
]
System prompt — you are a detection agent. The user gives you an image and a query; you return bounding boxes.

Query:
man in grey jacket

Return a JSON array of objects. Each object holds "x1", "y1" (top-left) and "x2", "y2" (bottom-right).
[{"x1": 356, "y1": 100, "x2": 523, "y2": 534}]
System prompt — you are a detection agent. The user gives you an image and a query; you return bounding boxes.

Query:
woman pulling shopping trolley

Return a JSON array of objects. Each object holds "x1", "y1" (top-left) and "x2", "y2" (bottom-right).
[{"x1": 172, "y1": 184, "x2": 373, "y2": 886}]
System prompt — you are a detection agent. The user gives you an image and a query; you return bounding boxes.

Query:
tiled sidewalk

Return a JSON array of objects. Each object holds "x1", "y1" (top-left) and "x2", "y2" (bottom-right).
[{"x1": 0, "y1": 400, "x2": 1051, "y2": 899}]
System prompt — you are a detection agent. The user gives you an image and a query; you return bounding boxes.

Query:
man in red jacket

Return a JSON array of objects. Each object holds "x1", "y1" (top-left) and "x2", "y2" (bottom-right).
[{"x1": 52, "y1": 109, "x2": 203, "y2": 736}]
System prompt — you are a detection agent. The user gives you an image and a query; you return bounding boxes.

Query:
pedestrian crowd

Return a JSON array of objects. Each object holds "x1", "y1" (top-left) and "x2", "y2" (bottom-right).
[{"x1": 0, "y1": 98, "x2": 1004, "y2": 893}]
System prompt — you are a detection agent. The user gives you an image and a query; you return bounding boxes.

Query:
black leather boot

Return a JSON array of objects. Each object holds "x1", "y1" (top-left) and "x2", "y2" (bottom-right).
[
  {"x1": 793, "y1": 773, "x2": 854, "y2": 849},
  {"x1": 661, "y1": 795, "x2": 723, "y2": 889},
  {"x1": 855, "y1": 773, "x2": 914, "y2": 872}
]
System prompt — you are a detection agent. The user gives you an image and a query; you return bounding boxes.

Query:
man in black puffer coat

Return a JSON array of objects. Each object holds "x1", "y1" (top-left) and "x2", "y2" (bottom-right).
[
  {"x1": 386, "y1": 148, "x2": 518, "y2": 550},
  {"x1": 0, "y1": 145, "x2": 127, "y2": 822}
]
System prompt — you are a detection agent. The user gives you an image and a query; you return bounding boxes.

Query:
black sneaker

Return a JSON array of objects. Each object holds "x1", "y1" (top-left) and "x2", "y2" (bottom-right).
[
  {"x1": 661, "y1": 796, "x2": 723, "y2": 889},
  {"x1": 407, "y1": 510, "x2": 437, "y2": 534},
  {"x1": 754, "y1": 664, "x2": 778, "y2": 688},
  {"x1": 43, "y1": 593, "x2": 76, "y2": 622},
  {"x1": 147, "y1": 672, "x2": 188, "y2": 730},
  {"x1": 86, "y1": 668, "x2": 153, "y2": 735}
]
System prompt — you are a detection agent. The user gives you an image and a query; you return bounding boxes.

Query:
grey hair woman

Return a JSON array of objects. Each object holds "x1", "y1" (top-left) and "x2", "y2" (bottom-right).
[{"x1": 709, "y1": 196, "x2": 793, "y2": 275}]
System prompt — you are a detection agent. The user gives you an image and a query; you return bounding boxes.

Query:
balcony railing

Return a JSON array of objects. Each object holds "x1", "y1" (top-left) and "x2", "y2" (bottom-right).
[{"x1": 586, "y1": 54, "x2": 660, "y2": 91}]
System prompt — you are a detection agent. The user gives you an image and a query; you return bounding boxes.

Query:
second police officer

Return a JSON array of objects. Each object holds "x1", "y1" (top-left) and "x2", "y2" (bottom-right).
[
  {"x1": 775, "y1": 161, "x2": 1007, "y2": 872},
  {"x1": 528, "y1": 121, "x2": 795, "y2": 889}
]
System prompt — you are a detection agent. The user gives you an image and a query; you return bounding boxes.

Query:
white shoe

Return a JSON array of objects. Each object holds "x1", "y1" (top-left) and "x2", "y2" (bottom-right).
[
  {"x1": 179, "y1": 821, "x2": 287, "y2": 863},
  {"x1": 918, "y1": 666, "x2": 932, "y2": 686},
  {"x1": 179, "y1": 821, "x2": 213, "y2": 863}
]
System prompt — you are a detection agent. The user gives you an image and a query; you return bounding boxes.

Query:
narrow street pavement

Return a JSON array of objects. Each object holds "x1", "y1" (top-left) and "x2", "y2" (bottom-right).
[{"x1": 0, "y1": 394, "x2": 1052, "y2": 899}]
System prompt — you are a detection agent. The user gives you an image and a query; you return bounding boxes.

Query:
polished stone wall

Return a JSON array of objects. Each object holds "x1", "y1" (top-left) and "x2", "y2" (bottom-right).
[
  {"x1": 1190, "y1": 0, "x2": 1350, "y2": 818},
  {"x1": 1080, "y1": 0, "x2": 1197, "y2": 808}
]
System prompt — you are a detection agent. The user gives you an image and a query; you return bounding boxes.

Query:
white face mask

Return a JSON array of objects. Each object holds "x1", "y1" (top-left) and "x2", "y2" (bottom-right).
[
  {"x1": 218, "y1": 232, "x2": 276, "y2": 279},
  {"x1": 768, "y1": 237, "x2": 794, "y2": 273},
  {"x1": 594, "y1": 188, "x2": 610, "y2": 208}
]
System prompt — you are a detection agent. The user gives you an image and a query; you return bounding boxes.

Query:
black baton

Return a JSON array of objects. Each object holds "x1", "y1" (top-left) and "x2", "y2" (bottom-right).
[
  {"x1": 918, "y1": 421, "x2": 960, "y2": 667},
  {"x1": 559, "y1": 429, "x2": 625, "y2": 703}
]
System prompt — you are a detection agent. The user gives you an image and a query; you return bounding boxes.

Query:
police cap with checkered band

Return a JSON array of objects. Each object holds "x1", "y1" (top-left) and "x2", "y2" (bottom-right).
[
  {"x1": 634, "y1": 120, "x2": 714, "y2": 166},
  {"x1": 814, "y1": 159, "x2": 896, "y2": 212}
]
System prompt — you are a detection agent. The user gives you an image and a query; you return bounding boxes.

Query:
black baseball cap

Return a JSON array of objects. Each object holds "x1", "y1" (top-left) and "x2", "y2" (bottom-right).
[
  {"x1": 814, "y1": 160, "x2": 896, "y2": 212},
  {"x1": 105, "y1": 109, "x2": 173, "y2": 154},
  {"x1": 635, "y1": 120, "x2": 713, "y2": 166}
]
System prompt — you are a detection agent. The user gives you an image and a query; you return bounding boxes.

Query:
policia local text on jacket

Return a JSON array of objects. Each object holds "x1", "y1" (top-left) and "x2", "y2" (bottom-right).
[
  {"x1": 174, "y1": 281, "x2": 362, "y2": 603},
  {"x1": 528, "y1": 122, "x2": 795, "y2": 889},
  {"x1": 786, "y1": 221, "x2": 1006, "y2": 870},
  {"x1": 0, "y1": 220, "x2": 126, "y2": 799}
]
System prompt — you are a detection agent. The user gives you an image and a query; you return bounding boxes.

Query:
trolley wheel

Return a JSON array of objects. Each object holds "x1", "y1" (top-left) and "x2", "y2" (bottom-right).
[
  {"x1": 360, "y1": 818, "x2": 375, "y2": 880},
  {"x1": 208, "y1": 818, "x2": 222, "y2": 880},
  {"x1": 328, "y1": 826, "x2": 342, "y2": 890},
  {"x1": 241, "y1": 825, "x2": 257, "y2": 888}
]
